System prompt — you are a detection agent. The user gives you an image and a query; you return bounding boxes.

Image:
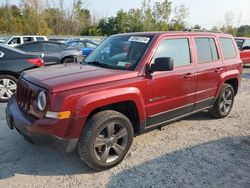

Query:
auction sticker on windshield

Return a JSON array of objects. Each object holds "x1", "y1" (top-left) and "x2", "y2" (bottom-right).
[{"x1": 128, "y1": 36, "x2": 150, "y2": 44}]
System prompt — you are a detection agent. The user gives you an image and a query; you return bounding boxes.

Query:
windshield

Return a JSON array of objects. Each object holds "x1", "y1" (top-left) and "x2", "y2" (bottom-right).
[
  {"x1": 235, "y1": 39, "x2": 244, "y2": 49},
  {"x1": 85, "y1": 35, "x2": 153, "y2": 70},
  {"x1": 0, "y1": 36, "x2": 10, "y2": 44}
]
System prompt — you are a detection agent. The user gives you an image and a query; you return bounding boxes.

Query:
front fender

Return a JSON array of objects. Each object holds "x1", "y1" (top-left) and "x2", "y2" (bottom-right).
[{"x1": 75, "y1": 87, "x2": 146, "y2": 121}]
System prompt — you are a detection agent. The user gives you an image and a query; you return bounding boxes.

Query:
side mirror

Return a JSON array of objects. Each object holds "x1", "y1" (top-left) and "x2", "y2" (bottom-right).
[
  {"x1": 149, "y1": 57, "x2": 174, "y2": 73},
  {"x1": 242, "y1": 46, "x2": 250, "y2": 51}
]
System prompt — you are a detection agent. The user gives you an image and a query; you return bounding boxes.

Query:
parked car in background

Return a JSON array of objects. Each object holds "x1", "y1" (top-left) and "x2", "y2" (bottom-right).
[
  {"x1": 235, "y1": 37, "x2": 250, "y2": 64},
  {"x1": 3, "y1": 35, "x2": 48, "y2": 47},
  {"x1": 0, "y1": 44, "x2": 44, "y2": 102},
  {"x1": 16, "y1": 41, "x2": 83, "y2": 65},
  {"x1": 66, "y1": 39, "x2": 98, "y2": 57}
]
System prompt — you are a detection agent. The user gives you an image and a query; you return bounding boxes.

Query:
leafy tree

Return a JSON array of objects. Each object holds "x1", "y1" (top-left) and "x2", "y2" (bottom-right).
[{"x1": 237, "y1": 25, "x2": 250, "y2": 37}]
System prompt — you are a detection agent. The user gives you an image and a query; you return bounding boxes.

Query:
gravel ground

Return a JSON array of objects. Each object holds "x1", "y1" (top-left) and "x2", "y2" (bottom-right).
[{"x1": 0, "y1": 68, "x2": 250, "y2": 188}]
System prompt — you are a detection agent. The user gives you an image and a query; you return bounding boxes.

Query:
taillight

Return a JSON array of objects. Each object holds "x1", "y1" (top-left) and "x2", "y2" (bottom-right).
[{"x1": 26, "y1": 58, "x2": 44, "y2": 67}]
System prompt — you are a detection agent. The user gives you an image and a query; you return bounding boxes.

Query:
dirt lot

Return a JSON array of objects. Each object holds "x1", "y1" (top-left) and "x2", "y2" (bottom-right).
[{"x1": 0, "y1": 68, "x2": 250, "y2": 188}]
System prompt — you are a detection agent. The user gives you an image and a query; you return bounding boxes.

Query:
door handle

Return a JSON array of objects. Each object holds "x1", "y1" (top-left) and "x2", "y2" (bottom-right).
[
  {"x1": 215, "y1": 67, "x2": 223, "y2": 73},
  {"x1": 184, "y1": 73, "x2": 194, "y2": 79}
]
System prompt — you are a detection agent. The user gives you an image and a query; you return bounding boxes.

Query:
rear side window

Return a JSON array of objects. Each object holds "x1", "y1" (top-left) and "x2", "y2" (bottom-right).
[
  {"x1": 153, "y1": 38, "x2": 191, "y2": 67},
  {"x1": 23, "y1": 37, "x2": 34, "y2": 43},
  {"x1": 36, "y1": 37, "x2": 45, "y2": 41},
  {"x1": 219, "y1": 38, "x2": 237, "y2": 59},
  {"x1": 195, "y1": 38, "x2": 219, "y2": 63},
  {"x1": 18, "y1": 43, "x2": 41, "y2": 52}
]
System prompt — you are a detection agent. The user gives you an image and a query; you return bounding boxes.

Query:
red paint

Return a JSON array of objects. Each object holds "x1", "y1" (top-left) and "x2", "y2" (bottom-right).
[
  {"x1": 235, "y1": 37, "x2": 250, "y2": 64},
  {"x1": 10, "y1": 32, "x2": 243, "y2": 141}
]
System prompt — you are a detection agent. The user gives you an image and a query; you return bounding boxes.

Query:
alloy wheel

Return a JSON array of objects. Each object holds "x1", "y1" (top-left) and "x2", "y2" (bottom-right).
[
  {"x1": 94, "y1": 122, "x2": 129, "y2": 164},
  {"x1": 219, "y1": 89, "x2": 233, "y2": 115},
  {"x1": 0, "y1": 78, "x2": 17, "y2": 100}
]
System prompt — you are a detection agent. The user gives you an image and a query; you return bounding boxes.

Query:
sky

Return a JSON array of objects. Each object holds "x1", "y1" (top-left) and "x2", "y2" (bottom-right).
[{"x1": 3, "y1": 0, "x2": 250, "y2": 29}]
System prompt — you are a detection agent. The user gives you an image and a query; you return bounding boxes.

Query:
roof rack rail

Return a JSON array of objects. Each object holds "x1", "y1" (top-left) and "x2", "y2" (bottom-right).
[{"x1": 184, "y1": 28, "x2": 222, "y2": 33}]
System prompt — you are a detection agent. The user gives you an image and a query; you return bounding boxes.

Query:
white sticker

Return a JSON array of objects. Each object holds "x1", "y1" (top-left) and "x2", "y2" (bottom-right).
[{"x1": 128, "y1": 36, "x2": 150, "y2": 44}]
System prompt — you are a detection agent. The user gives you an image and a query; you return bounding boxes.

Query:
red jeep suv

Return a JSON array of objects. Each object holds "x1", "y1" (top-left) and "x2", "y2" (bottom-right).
[
  {"x1": 235, "y1": 37, "x2": 250, "y2": 64},
  {"x1": 6, "y1": 31, "x2": 242, "y2": 170}
]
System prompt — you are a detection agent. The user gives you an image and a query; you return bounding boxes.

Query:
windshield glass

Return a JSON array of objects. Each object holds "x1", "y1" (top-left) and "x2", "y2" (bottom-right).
[
  {"x1": 235, "y1": 39, "x2": 244, "y2": 49},
  {"x1": 85, "y1": 35, "x2": 153, "y2": 70}
]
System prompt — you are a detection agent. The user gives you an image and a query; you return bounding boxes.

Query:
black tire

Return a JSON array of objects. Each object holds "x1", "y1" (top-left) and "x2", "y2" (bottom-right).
[
  {"x1": 77, "y1": 110, "x2": 134, "y2": 171},
  {"x1": 0, "y1": 75, "x2": 18, "y2": 102},
  {"x1": 209, "y1": 83, "x2": 235, "y2": 118},
  {"x1": 62, "y1": 57, "x2": 74, "y2": 64}
]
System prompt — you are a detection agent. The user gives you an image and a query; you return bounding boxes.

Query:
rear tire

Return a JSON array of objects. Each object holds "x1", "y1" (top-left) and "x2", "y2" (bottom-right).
[
  {"x1": 0, "y1": 75, "x2": 17, "y2": 102},
  {"x1": 209, "y1": 83, "x2": 234, "y2": 118},
  {"x1": 62, "y1": 57, "x2": 74, "y2": 64},
  {"x1": 77, "y1": 110, "x2": 134, "y2": 171}
]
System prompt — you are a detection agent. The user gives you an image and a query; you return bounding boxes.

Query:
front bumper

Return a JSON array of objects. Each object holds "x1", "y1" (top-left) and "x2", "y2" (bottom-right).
[{"x1": 6, "y1": 97, "x2": 78, "y2": 153}]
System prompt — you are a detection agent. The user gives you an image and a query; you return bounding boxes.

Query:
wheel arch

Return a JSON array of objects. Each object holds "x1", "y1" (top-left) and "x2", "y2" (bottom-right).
[{"x1": 76, "y1": 88, "x2": 146, "y2": 135}]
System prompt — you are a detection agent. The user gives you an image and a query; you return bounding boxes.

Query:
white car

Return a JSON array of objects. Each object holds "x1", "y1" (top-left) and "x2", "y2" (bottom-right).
[{"x1": 4, "y1": 35, "x2": 48, "y2": 47}]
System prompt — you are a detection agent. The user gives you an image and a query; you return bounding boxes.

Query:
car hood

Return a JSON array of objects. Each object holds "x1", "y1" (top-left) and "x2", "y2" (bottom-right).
[{"x1": 23, "y1": 64, "x2": 138, "y2": 93}]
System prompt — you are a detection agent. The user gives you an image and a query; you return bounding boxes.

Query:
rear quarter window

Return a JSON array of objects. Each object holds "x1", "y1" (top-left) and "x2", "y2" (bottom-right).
[
  {"x1": 36, "y1": 37, "x2": 45, "y2": 41},
  {"x1": 219, "y1": 38, "x2": 237, "y2": 59}
]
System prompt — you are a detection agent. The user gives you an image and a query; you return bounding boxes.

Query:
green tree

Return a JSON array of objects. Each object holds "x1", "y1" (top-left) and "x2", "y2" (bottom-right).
[{"x1": 169, "y1": 4, "x2": 189, "y2": 31}]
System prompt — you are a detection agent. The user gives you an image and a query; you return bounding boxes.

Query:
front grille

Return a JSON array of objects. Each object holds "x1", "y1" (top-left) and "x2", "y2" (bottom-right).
[
  {"x1": 17, "y1": 79, "x2": 33, "y2": 111},
  {"x1": 16, "y1": 77, "x2": 45, "y2": 119}
]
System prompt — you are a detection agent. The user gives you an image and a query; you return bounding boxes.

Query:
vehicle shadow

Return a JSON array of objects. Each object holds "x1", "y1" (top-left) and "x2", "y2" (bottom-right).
[
  {"x1": 0, "y1": 131, "x2": 94, "y2": 179},
  {"x1": 108, "y1": 136, "x2": 250, "y2": 188},
  {"x1": 184, "y1": 111, "x2": 214, "y2": 121}
]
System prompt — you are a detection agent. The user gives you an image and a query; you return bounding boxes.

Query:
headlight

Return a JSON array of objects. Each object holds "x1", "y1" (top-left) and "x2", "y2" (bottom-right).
[{"x1": 37, "y1": 91, "x2": 47, "y2": 111}]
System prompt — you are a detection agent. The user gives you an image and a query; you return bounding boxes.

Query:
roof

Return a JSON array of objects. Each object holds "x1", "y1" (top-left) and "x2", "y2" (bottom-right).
[{"x1": 113, "y1": 31, "x2": 233, "y2": 38}]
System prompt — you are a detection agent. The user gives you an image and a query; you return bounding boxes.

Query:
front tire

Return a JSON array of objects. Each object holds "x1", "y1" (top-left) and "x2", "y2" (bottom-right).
[
  {"x1": 77, "y1": 110, "x2": 134, "y2": 171},
  {"x1": 0, "y1": 75, "x2": 17, "y2": 102},
  {"x1": 210, "y1": 83, "x2": 235, "y2": 118}
]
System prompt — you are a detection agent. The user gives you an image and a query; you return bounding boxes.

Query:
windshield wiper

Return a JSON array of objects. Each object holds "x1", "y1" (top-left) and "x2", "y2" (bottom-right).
[{"x1": 87, "y1": 61, "x2": 110, "y2": 68}]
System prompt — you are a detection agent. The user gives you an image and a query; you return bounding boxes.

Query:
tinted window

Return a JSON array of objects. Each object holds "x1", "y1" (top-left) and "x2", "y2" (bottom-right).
[
  {"x1": 18, "y1": 43, "x2": 41, "y2": 52},
  {"x1": 235, "y1": 39, "x2": 244, "y2": 49},
  {"x1": 69, "y1": 41, "x2": 85, "y2": 48},
  {"x1": 209, "y1": 38, "x2": 219, "y2": 60},
  {"x1": 195, "y1": 38, "x2": 219, "y2": 63},
  {"x1": 41, "y1": 43, "x2": 61, "y2": 51},
  {"x1": 153, "y1": 38, "x2": 191, "y2": 67},
  {"x1": 220, "y1": 38, "x2": 237, "y2": 59},
  {"x1": 36, "y1": 37, "x2": 45, "y2": 41},
  {"x1": 23, "y1": 37, "x2": 34, "y2": 43},
  {"x1": 8, "y1": 37, "x2": 21, "y2": 45},
  {"x1": 195, "y1": 38, "x2": 212, "y2": 63},
  {"x1": 243, "y1": 39, "x2": 250, "y2": 47}
]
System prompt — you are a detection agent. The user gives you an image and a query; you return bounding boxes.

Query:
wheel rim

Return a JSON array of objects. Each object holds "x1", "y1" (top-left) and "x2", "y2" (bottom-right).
[
  {"x1": 219, "y1": 89, "x2": 233, "y2": 114},
  {"x1": 0, "y1": 78, "x2": 17, "y2": 100},
  {"x1": 94, "y1": 122, "x2": 128, "y2": 164}
]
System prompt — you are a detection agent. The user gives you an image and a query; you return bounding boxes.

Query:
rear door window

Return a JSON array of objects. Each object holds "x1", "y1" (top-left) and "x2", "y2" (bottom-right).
[
  {"x1": 19, "y1": 43, "x2": 41, "y2": 52},
  {"x1": 219, "y1": 38, "x2": 237, "y2": 59},
  {"x1": 195, "y1": 38, "x2": 219, "y2": 63},
  {"x1": 153, "y1": 38, "x2": 191, "y2": 67},
  {"x1": 41, "y1": 43, "x2": 60, "y2": 51},
  {"x1": 23, "y1": 37, "x2": 34, "y2": 43}
]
